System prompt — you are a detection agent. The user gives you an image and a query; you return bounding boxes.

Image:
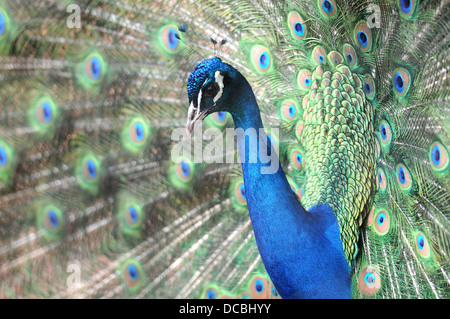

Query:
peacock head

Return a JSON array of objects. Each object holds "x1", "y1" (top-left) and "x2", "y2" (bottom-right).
[{"x1": 186, "y1": 57, "x2": 238, "y2": 135}]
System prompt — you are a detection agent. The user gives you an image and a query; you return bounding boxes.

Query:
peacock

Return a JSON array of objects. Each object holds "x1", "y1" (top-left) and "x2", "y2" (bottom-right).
[{"x1": 0, "y1": 0, "x2": 449, "y2": 299}]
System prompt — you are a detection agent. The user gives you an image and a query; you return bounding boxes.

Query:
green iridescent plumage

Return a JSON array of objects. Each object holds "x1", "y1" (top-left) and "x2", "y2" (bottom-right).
[{"x1": 0, "y1": 0, "x2": 448, "y2": 300}]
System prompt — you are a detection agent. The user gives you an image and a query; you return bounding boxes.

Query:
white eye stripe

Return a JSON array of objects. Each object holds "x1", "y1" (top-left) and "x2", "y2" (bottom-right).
[
  {"x1": 197, "y1": 89, "x2": 202, "y2": 115},
  {"x1": 196, "y1": 78, "x2": 209, "y2": 114},
  {"x1": 213, "y1": 70, "x2": 224, "y2": 104}
]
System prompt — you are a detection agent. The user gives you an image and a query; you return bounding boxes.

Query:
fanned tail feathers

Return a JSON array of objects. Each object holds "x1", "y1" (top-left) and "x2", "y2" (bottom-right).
[{"x1": 0, "y1": 0, "x2": 449, "y2": 298}]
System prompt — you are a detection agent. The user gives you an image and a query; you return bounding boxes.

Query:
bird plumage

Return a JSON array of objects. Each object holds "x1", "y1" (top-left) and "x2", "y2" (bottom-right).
[{"x1": 0, "y1": 0, "x2": 449, "y2": 299}]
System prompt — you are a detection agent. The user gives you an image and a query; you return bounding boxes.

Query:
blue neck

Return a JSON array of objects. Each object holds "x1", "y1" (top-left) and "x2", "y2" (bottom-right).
[{"x1": 229, "y1": 75, "x2": 352, "y2": 299}]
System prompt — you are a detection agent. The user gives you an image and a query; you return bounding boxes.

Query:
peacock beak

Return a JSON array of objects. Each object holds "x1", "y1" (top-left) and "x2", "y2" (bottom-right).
[{"x1": 186, "y1": 101, "x2": 208, "y2": 136}]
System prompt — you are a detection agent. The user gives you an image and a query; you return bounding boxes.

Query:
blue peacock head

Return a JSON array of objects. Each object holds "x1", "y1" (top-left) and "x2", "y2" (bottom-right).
[{"x1": 186, "y1": 57, "x2": 237, "y2": 134}]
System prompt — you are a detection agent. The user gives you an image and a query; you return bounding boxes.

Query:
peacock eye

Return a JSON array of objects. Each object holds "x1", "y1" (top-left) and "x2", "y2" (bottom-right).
[{"x1": 203, "y1": 82, "x2": 219, "y2": 98}]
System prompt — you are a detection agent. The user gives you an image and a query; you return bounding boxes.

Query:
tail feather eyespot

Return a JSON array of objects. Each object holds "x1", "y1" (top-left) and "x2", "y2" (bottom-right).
[
  {"x1": 354, "y1": 22, "x2": 372, "y2": 52},
  {"x1": 297, "y1": 69, "x2": 312, "y2": 90},
  {"x1": 121, "y1": 260, "x2": 144, "y2": 293},
  {"x1": 313, "y1": 46, "x2": 327, "y2": 65},
  {"x1": 251, "y1": 45, "x2": 273, "y2": 73},
  {"x1": 318, "y1": 0, "x2": 337, "y2": 18},
  {"x1": 280, "y1": 99, "x2": 299, "y2": 122},
  {"x1": 160, "y1": 25, "x2": 182, "y2": 53},
  {"x1": 287, "y1": 12, "x2": 307, "y2": 40},
  {"x1": 398, "y1": 0, "x2": 418, "y2": 19},
  {"x1": 358, "y1": 267, "x2": 381, "y2": 295},
  {"x1": 429, "y1": 141, "x2": 448, "y2": 172},
  {"x1": 393, "y1": 68, "x2": 412, "y2": 97},
  {"x1": 343, "y1": 44, "x2": 358, "y2": 67},
  {"x1": 396, "y1": 164, "x2": 412, "y2": 191}
]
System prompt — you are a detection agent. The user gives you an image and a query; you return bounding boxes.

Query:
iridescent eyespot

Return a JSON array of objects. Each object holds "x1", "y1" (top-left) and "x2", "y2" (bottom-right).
[
  {"x1": 396, "y1": 164, "x2": 412, "y2": 191},
  {"x1": 287, "y1": 12, "x2": 307, "y2": 40},
  {"x1": 205, "y1": 288, "x2": 218, "y2": 299},
  {"x1": 358, "y1": 267, "x2": 380, "y2": 295},
  {"x1": 78, "y1": 52, "x2": 107, "y2": 88},
  {"x1": 362, "y1": 75, "x2": 375, "y2": 100},
  {"x1": 250, "y1": 45, "x2": 273, "y2": 74},
  {"x1": 398, "y1": 0, "x2": 417, "y2": 18},
  {"x1": 127, "y1": 264, "x2": 139, "y2": 282},
  {"x1": 354, "y1": 22, "x2": 372, "y2": 52},
  {"x1": 357, "y1": 31, "x2": 369, "y2": 47},
  {"x1": 118, "y1": 199, "x2": 144, "y2": 236},
  {"x1": 29, "y1": 96, "x2": 59, "y2": 134},
  {"x1": 40, "y1": 101, "x2": 52, "y2": 123},
  {"x1": 236, "y1": 183, "x2": 246, "y2": 203},
  {"x1": 84, "y1": 159, "x2": 97, "y2": 180},
  {"x1": 318, "y1": 0, "x2": 337, "y2": 18},
  {"x1": 0, "y1": 145, "x2": 8, "y2": 167},
  {"x1": 178, "y1": 160, "x2": 191, "y2": 179},
  {"x1": 377, "y1": 213, "x2": 385, "y2": 225},
  {"x1": 0, "y1": 10, "x2": 9, "y2": 38},
  {"x1": 160, "y1": 25, "x2": 182, "y2": 53},
  {"x1": 170, "y1": 157, "x2": 195, "y2": 189},
  {"x1": 415, "y1": 231, "x2": 431, "y2": 259},
  {"x1": 327, "y1": 51, "x2": 343, "y2": 67},
  {"x1": 230, "y1": 179, "x2": 247, "y2": 212},
  {"x1": 170, "y1": 157, "x2": 195, "y2": 190},
  {"x1": 429, "y1": 141, "x2": 448, "y2": 172},
  {"x1": 249, "y1": 276, "x2": 269, "y2": 298},
  {"x1": 417, "y1": 234, "x2": 425, "y2": 250},
  {"x1": 393, "y1": 68, "x2": 411, "y2": 97},
  {"x1": 271, "y1": 286, "x2": 280, "y2": 298},
  {"x1": 131, "y1": 121, "x2": 145, "y2": 143},
  {"x1": 364, "y1": 273, "x2": 376, "y2": 285},
  {"x1": 167, "y1": 28, "x2": 179, "y2": 50},
  {"x1": 280, "y1": 99, "x2": 299, "y2": 122},
  {"x1": 85, "y1": 56, "x2": 103, "y2": 81},
  {"x1": 121, "y1": 260, "x2": 144, "y2": 292},
  {"x1": 213, "y1": 111, "x2": 228, "y2": 123},
  {"x1": 290, "y1": 149, "x2": 304, "y2": 170},
  {"x1": 399, "y1": 0, "x2": 412, "y2": 13},
  {"x1": 287, "y1": 103, "x2": 297, "y2": 119},
  {"x1": 0, "y1": 13, "x2": 5, "y2": 37},
  {"x1": 374, "y1": 209, "x2": 390, "y2": 235},
  {"x1": 46, "y1": 210, "x2": 59, "y2": 228},
  {"x1": 90, "y1": 57, "x2": 102, "y2": 79},
  {"x1": 205, "y1": 111, "x2": 230, "y2": 128},
  {"x1": 0, "y1": 140, "x2": 14, "y2": 183},
  {"x1": 254, "y1": 279, "x2": 264, "y2": 293},
  {"x1": 379, "y1": 120, "x2": 392, "y2": 145},
  {"x1": 313, "y1": 46, "x2": 327, "y2": 65},
  {"x1": 259, "y1": 52, "x2": 270, "y2": 68},
  {"x1": 43, "y1": 207, "x2": 63, "y2": 233},
  {"x1": 297, "y1": 70, "x2": 312, "y2": 90},
  {"x1": 121, "y1": 116, "x2": 150, "y2": 153},
  {"x1": 376, "y1": 168, "x2": 386, "y2": 190},
  {"x1": 77, "y1": 155, "x2": 101, "y2": 192},
  {"x1": 380, "y1": 124, "x2": 387, "y2": 139},
  {"x1": 125, "y1": 205, "x2": 140, "y2": 226},
  {"x1": 37, "y1": 204, "x2": 64, "y2": 238},
  {"x1": 343, "y1": 44, "x2": 357, "y2": 67}
]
